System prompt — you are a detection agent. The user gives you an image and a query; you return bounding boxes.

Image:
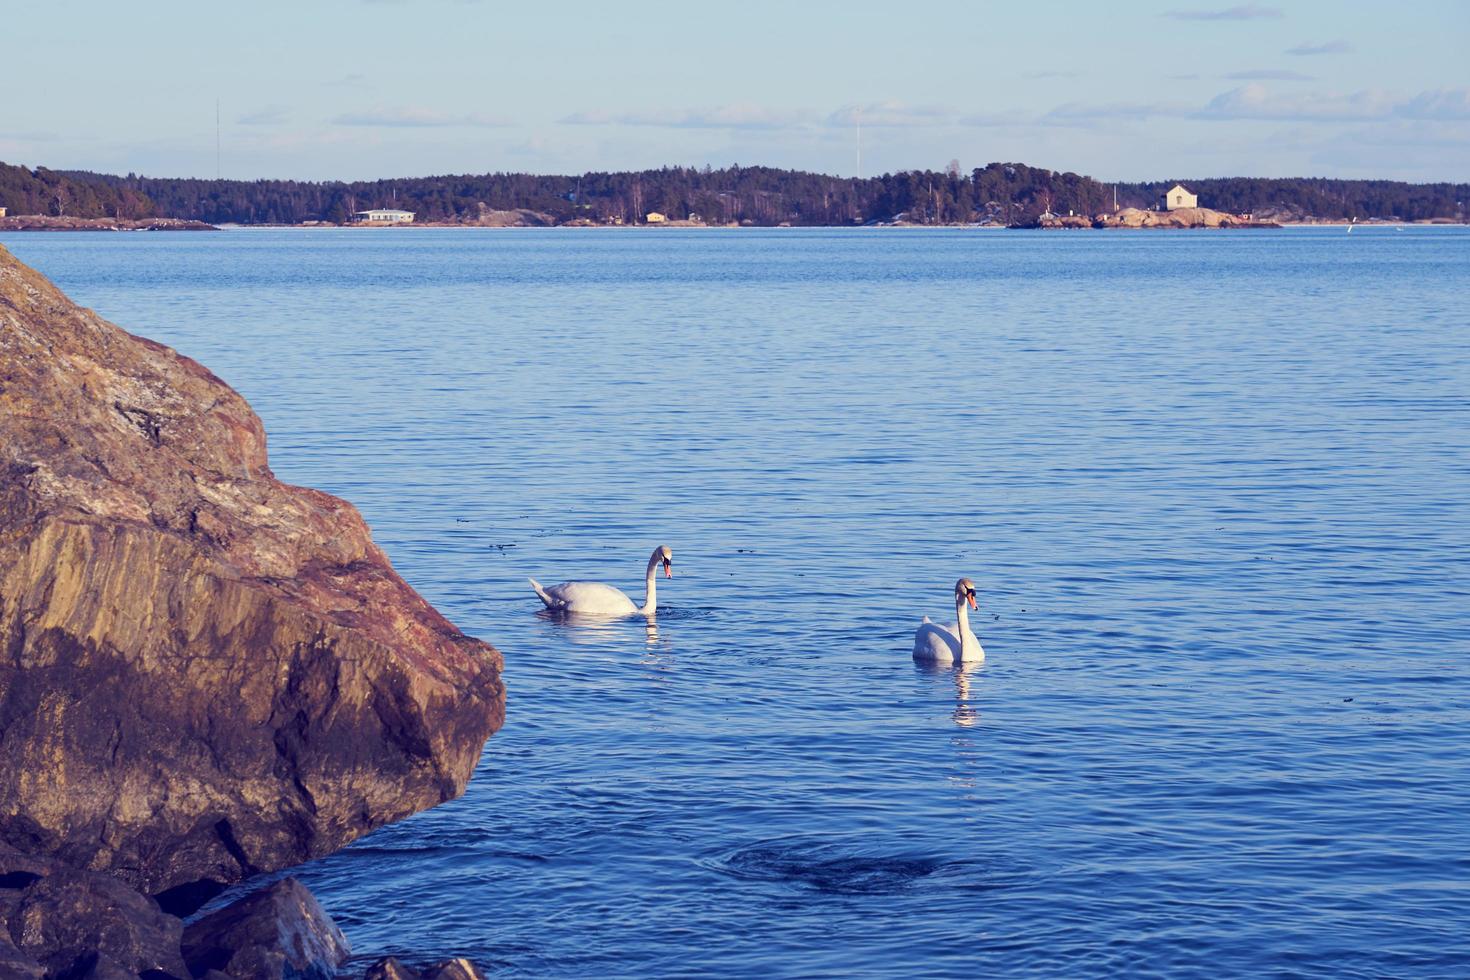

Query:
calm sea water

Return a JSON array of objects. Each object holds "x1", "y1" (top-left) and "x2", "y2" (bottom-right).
[{"x1": 5, "y1": 227, "x2": 1469, "y2": 978}]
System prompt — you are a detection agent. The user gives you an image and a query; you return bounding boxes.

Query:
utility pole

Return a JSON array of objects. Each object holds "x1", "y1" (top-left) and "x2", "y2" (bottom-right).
[
  {"x1": 215, "y1": 99, "x2": 221, "y2": 180},
  {"x1": 855, "y1": 108, "x2": 862, "y2": 180}
]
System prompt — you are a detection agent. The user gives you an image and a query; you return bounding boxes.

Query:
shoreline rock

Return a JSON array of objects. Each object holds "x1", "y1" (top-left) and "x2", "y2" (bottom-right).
[
  {"x1": 181, "y1": 878, "x2": 347, "y2": 979},
  {"x1": 0, "y1": 243, "x2": 505, "y2": 916},
  {"x1": 0, "y1": 215, "x2": 216, "y2": 232},
  {"x1": 1030, "y1": 206, "x2": 1279, "y2": 229},
  {"x1": 2, "y1": 847, "x2": 491, "y2": 978}
]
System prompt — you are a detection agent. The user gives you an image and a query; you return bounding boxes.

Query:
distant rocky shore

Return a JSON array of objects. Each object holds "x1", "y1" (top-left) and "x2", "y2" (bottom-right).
[
  {"x1": 1032, "y1": 206, "x2": 1278, "y2": 229},
  {"x1": 0, "y1": 215, "x2": 216, "y2": 232},
  {"x1": 0, "y1": 243, "x2": 505, "y2": 978}
]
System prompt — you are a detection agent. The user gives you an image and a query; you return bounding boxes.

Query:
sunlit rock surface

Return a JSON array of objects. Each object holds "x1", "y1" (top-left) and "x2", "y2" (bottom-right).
[{"x1": 0, "y1": 244, "x2": 504, "y2": 907}]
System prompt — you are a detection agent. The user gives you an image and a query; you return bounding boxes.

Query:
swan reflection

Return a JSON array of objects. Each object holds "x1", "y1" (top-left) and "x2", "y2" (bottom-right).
[
  {"x1": 950, "y1": 662, "x2": 981, "y2": 728},
  {"x1": 913, "y1": 659, "x2": 983, "y2": 728},
  {"x1": 639, "y1": 618, "x2": 679, "y2": 677},
  {"x1": 535, "y1": 609, "x2": 642, "y2": 646}
]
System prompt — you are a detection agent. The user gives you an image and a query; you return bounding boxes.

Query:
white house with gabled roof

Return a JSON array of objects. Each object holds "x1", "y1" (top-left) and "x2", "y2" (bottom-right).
[
  {"x1": 353, "y1": 209, "x2": 415, "y2": 224},
  {"x1": 1161, "y1": 184, "x2": 1198, "y2": 210}
]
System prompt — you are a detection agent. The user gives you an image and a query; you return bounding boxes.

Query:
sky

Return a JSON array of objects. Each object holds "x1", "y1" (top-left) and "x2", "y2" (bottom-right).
[{"x1": 2, "y1": 0, "x2": 1468, "y2": 183}]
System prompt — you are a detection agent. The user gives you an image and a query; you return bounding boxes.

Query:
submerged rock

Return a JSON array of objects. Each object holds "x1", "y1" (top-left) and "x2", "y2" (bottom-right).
[
  {"x1": 364, "y1": 957, "x2": 423, "y2": 980},
  {"x1": 421, "y1": 958, "x2": 489, "y2": 980},
  {"x1": 0, "y1": 244, "x2": 505, "y2": 908},
  {"x1": 181, "y1": 877, "x2": 348, "y2": 980},
  {"x1": 360, "y1": 954, "x2": 491, "y2": 979}
]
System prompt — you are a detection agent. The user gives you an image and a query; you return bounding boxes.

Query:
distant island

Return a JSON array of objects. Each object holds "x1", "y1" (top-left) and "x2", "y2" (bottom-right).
[{"x1": 2, "y1": 160, "x2": 1466, "y2": 229}]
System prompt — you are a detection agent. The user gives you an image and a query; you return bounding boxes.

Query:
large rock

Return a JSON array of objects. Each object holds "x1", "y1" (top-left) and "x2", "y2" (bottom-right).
[
  {"x1": 181, "y1": 877, "x2": 348, "y2": 980},
  {"x1": 0, "y1": 244, "x2": 505, "y2": 907},
  {"x1": 4, "y1": 867, "x2": 188, "y2": 978}
]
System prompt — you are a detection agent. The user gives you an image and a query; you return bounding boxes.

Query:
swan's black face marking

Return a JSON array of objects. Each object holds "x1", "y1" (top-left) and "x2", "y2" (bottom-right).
[{"x1": 663, "y1": 559, "x2": 673, "y2": 578}]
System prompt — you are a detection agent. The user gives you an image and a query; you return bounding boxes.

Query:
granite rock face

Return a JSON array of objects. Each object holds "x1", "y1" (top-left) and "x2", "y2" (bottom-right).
[{"x1": 0, "y1": 244, "x2": 505, "y2": 907}]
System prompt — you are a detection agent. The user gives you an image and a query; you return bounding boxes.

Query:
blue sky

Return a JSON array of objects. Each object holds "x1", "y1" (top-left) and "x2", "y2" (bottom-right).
[{"x1": 3, "y1": 0, "x2": 1467, "y2": 182}]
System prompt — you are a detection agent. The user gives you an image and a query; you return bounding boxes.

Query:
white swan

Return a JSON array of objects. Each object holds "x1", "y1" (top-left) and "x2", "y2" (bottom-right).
[
  {"x1": 913, "y1": 578, "x2": 984, "y2": 662},
  {"x1": 529, "y1": 546, "x2": 673, "y2": 618}
]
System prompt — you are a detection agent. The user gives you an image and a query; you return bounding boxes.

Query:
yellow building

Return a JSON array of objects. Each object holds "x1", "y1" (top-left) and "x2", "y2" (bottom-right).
[
  {"x1": 1161, "y1": 184, "x2": 1198, "y2": 210},
  {"x1": 0, "y1": 206, "x2": 7, "y2": 218},
  {"x1": 645, "y1": 211, "x2": 667, "y2": 224}
]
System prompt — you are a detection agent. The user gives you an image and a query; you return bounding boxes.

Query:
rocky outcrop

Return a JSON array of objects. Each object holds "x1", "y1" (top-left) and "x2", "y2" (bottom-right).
[
  {"x1": 1099, "y1": 206, "x2": 1244, "y2": 228},
  {"x1": 0, "y1": 216, "x2": 215, "y2": 232},
  {"x1": 464, "y1": 204, "x2": 557, "y2": 227},
  {"x1": 1031, "y1": 206, "x2": 1278, "y2": 229},
  {"x1": 181, "y1": 878, "x2": 347, "y2": 979},
  {"x1": 0, "y1": 244, "x2": 505, "y2": 909}
]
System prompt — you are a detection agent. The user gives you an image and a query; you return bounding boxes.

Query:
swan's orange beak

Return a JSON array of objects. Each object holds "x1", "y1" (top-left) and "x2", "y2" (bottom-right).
[
  {"x1": 967, "y1": 593, "x2": 978, "y2": 610},
  {"x1": 663, "y1": 561, "x2": 673, "y2": 579}
]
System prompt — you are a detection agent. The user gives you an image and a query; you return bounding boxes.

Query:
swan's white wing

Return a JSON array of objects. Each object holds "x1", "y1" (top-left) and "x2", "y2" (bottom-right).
[
  {"x1": 913, "y1": 620, "x2": 961, "y2": 660},
  {"x1": 542, "y1": 581, "x2": 640, "y2": 617}
]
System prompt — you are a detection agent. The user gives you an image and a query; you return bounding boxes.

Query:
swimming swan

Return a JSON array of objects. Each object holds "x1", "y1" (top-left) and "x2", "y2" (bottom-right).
[
  {"x1": 913, "y1": 578, "x2": 984, "y2": 662},
  {"x1": 530, "y1": 546, "x2": 673, "y2": 617}
]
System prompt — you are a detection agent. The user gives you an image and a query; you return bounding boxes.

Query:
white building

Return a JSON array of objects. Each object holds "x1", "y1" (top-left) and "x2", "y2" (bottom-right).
[
  {"x1": 1161, "y1": 184, "x2": 1198, "y2": 211},
  {"x1": 353, "y1": 209, "x2": 415, "y2": 224}
]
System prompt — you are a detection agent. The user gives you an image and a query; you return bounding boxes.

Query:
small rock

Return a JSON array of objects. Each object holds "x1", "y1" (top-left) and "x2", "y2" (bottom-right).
[
  {"x1": 364, "y1": 956, "x2": 423, "y2": 979},
  {"x1": 5, "y1": 868, "x2": 187, "y2": 979},
  {"x1": 181, "y1": 877, "x2": 349, "y2": 980},
  {"x1": 423, "y1": 957, "x2": 488, "y2": 980},
  {"x1": 179, "y1": 881, "x2": 345, "y2": 980}
]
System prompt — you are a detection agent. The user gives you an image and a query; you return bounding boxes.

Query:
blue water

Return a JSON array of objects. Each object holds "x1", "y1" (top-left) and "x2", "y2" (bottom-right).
[{"x1": 5, "y1": 227, "x2": 1469, "y2": 978}]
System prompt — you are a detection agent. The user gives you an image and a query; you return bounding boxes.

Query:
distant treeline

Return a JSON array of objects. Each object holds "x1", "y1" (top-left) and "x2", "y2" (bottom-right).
[{"x1": 2, "y1": 160, "x2": 1465, "y2": 225}]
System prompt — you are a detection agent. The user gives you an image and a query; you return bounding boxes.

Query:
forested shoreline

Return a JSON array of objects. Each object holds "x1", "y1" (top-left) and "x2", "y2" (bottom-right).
[{"x1": 2, "y1": 160, "x2": 1465, "y2": 226}]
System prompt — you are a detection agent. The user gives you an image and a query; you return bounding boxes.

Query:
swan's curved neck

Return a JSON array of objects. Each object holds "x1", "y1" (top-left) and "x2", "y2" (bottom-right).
[
  {"x1": 639, "y1": 554, "x2": 659, "y2": 616},
  {"x1": 955, "y1": 594, "x2": 978, "y2": 657}
]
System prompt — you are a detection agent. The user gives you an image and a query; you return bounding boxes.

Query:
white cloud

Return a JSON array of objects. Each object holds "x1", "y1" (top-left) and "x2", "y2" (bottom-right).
[
  {"x1": 1398, "y1": 89, "x2": 1470, "y2": 121},
  {"x1": 1027, "y1": 85, "x2": 1470, "y2": 127},
  {"x1": 1286, "y1": 40, "x2": 1353, "y2": 56},
  {"x1": 559, "y1": 102, "x2": 958, "y2": 131},
  {"x1": 826, "y1": 102, "x2": 955, "y2": 127},
  {"x1": 1224, "y1": 70, "x2": 1314, "y2": 81},
  {"x1": 957, "y1": 110, "x2": 1037, "y2": 128},
  {"x1": 1043, "y1": 101, "x2": 1191, "y2": 124},
  {"x1": 332, "y1": 107, "x2": 512, "y2": 127},
  {"x1": 237, "y1": 106, "x2": 290, "y2": 126},
  {"x1": 1200, "y1": 84, "x2": 1395, "y2": 121},
  {"x1": 560, "y1": 104, "x2": 817, "y2": 130},
  {"x1": 1164, "y1": 5, "x2": 1282, "y2": 20}
]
